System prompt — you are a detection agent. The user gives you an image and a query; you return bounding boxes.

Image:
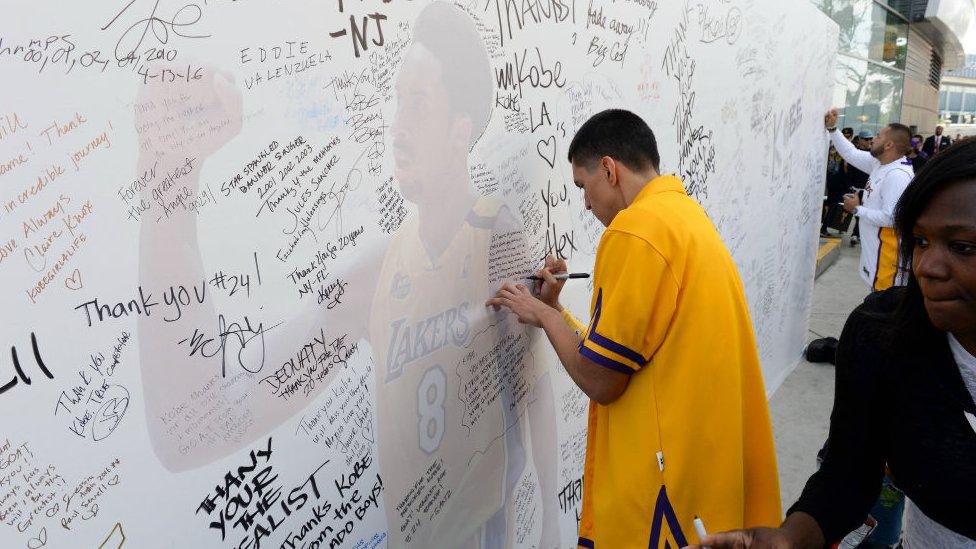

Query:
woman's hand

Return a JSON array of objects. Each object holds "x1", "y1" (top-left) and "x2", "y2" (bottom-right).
[
  {"x1": 684, "y1": 527, "x2": 794, "y2": 549},
  {"x1": 684, "y1": 514, "x2": 823, "y2": 549}
]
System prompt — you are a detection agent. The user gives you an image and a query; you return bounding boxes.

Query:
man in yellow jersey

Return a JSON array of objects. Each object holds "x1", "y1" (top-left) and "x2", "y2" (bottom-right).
[
  {"x1": 826, "y1": 109, "x2": 914, "y2": 291},
  {"x1": 488, "y1": 109, "x2": 781, "y2": 548}
]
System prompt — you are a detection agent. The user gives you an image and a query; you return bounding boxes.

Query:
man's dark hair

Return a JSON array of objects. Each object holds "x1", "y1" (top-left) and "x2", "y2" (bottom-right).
[
  {"x1": 887, "y1": 123, "x2": 912, "y2": 155},
  {"x1": 842, "y1": 127, "x2": 854, "y2": 137},
  {"x1": 413, "y1": 2, "x2": 492, "y2": 149},
  {"x1": 888, "y1": 138, "x2": 976, "y2": 345},
  {"x1": 567, "y1": 109, "x2": 660, "y2": 172}
]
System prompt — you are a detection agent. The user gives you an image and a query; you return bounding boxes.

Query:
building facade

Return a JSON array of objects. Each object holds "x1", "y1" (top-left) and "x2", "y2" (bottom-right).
[
  {"x1": 814, "y1": 0, "x2": 973, "y2": 135},
  {"x1": 940, "y1": 54, "x2": 976, "y2": 125}
]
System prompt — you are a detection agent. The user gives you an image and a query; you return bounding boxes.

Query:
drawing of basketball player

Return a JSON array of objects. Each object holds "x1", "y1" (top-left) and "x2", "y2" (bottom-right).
[
  {"x1": 361, "y1": 5, "x2": 559, "y2": 546},
  {"x1": 135, "y1": 3, "x2": 559, "y2": 547}
]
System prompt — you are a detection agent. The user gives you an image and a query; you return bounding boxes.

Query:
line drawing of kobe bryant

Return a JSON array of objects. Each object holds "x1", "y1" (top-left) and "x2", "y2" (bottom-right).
[
  {"x1": 131, "y1": 2, "x2": 562, "y2": 546},
  {"x1": 370, "y1": 2, "x2": 561, "y2": 547}
]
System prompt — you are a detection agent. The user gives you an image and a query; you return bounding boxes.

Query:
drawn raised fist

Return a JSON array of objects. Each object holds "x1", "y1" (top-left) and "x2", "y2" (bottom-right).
[{"x1": 134, "y1": 66, "x2": 243, "y2": 167}]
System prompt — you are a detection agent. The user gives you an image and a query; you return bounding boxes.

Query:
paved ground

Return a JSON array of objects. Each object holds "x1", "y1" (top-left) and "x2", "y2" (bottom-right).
[{"x1": 769, "y1": 237, "x2": 869, "y2": 510}]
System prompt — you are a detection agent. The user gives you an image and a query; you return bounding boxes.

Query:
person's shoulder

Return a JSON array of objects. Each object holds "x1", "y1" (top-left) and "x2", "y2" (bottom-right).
[
  {"x1": 600, "y1": 225, "x2": 657, "y2": 253},
  {"x1": 607, "y1": 207, "x2": 680, "y2": 256},
  {"x1": 854, "y1": 287, "x2": 904, "y2": 316},
  {"x1": 842, "y1": 288, "x2": 906, "y2": 350},
  {"x1": 618, "y1": 188, "x2": 704, "y2": 230},
  {"x1": 889, "y1": 160, "x2": 914, "y2": 178}
]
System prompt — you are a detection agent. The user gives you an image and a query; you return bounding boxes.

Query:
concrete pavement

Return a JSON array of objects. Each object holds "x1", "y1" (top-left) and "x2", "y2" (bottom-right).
[{"x1": 770, "y1": 239, "x2": 870, "y2": 510}]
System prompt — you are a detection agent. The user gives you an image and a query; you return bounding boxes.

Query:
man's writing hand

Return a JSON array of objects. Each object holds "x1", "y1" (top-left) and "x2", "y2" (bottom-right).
[
  {"x1": 535, "y1": 255, "x2": 568, "y2": 310},
  {"x1": 824, "y1": 108, "x2": 839, "y2": 130}
]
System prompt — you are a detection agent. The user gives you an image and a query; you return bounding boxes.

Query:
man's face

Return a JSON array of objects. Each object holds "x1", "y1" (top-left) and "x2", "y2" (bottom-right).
[
  {"x1": 855, "y1": 137, "x2": 873, "y2": 151},
  {"x1": 842, "y1": 130, "x2": 854, "y2": 141},
  {"x1": 870, "y1": 128, "x2": 890, "y2": 158},
  {"x1": 936, "y1": 126, "x2": 944, "y2": 136},
  {"x1": 391, "y1": 44, "x2": 459, "y2": 203},
  {"x1": 572, "y1": 159, "x2": 620, "y2": 227}
]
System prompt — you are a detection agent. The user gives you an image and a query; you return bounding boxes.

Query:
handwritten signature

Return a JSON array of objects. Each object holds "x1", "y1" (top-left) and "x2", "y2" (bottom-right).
[
  {"x1": 101, "y1": 0, "x2": 211, "y2": 61},
  {"x1": 178, "y1": 314, "x2": 281, "y2": 377}
]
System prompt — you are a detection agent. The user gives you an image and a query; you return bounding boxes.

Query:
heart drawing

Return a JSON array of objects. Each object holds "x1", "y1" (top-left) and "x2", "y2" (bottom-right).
[
  {"x1": 536, "y1": 136, "x2": 556, "y2": 169},
  {"x1": 65, "y1": 269, "x2": 83, "y2": 290}
]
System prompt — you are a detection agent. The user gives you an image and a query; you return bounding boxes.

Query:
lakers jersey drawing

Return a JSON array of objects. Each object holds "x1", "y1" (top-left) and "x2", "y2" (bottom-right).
[{"x1": 368, "y1": 197, "x2": 528, "y2": 547}]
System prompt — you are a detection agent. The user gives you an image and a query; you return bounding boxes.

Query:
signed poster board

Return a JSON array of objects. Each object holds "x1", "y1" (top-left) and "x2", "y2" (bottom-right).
[{"x1": 0, "y1": 0, "x2": 836, "y2": 547}]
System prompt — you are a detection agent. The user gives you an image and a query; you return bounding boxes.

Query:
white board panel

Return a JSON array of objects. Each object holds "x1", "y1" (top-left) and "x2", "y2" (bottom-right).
[{"x1": 0, "y1": 0, "x2": 836, "y2": 547}]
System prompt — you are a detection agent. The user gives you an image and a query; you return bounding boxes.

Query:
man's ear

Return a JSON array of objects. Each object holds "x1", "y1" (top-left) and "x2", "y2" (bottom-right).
[{"x1": 601, "y1": 156, "x2": 618, "y2": 187}]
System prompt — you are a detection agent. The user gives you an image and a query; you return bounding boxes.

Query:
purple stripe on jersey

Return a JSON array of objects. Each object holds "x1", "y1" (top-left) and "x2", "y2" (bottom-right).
[
  {"x1": 587, "y1": 288, "x2": 650, "y2": 367},
  {"x1": 578, "y1": 537, "x2": 596, "y2": 548},
  {"x1": 579, "y1": 343, "x2": 635, "y2": 375},
  {"x1": 648, "y1": 485, "x2": 689, "y2": 549}
]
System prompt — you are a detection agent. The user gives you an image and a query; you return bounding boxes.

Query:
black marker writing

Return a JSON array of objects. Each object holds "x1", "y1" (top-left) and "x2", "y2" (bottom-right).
[
  {"x1": 1, "y1": 333, "x2": 54, "y2": 397},
  {"x1": 101, "y1": 0, "x2": 211, "y2": 61}
]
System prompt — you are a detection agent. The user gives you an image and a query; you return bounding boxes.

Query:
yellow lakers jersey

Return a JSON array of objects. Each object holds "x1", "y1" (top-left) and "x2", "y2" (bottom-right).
[
  {"x1": 572, "y1": 175, "x2": 781, "y2": 548},
  {"x1": 368, "y1": 196, "x2": 519, "y2": 547}
]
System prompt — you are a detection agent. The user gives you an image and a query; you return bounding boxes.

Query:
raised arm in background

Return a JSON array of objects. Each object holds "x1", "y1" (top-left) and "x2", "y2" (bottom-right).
[{"x1": 825, "y1": 109, "x2": 878, "y2": 176}]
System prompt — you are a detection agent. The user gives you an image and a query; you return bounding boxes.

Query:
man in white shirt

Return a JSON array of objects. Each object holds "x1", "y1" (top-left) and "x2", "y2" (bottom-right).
[{"x1": 825, "y1": 109, "x2": 914, "y2": 291}]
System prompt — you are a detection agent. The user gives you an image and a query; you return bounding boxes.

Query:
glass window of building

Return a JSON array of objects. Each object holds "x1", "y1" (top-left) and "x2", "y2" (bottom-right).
[
  {"x1": 948, "y1": 91, "x2": 964, "y2": 111},
  {"x1": 964, "y1": 94, "x2": 976, "y2": 113},
  {"x1": 884, "y1": 0, "x2": 926, "y2": 21},
  {"x1": 814, "y1": 0, "x2": 909, "y2": 131},
  {"x1": 815, "y1": 0, "x2": 909, "y2": 69},
  {"x1": 831, "y1": 52, "x2": 905, "y2": 131}
]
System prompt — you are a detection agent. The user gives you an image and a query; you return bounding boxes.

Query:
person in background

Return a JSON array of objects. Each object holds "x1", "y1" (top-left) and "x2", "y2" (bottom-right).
[
  {"x1": 821, "y1": 144, "x2": 847, "y2": 236},
  {"x1": 842, "y1": 127, "x2": 855, "y2": 141},
  {"x1": 487, "y1": 109, "x2": 781, "y2": 548},
  {"x1": 691, "y1": 135, "x2": 976, "y2": 549},
  {"x1": 913, "y1": 133, "x2": 926, "y2": 155},
  {"x1": 846, "y1": 130, "x2": 873, "y2": 247},
  {"x1": 907, "y1": 136, "x2": 928, "y2": 172},
  {"x1": 847, "y1": 130, "x2": 873, "y2": 188},
  {"x1": 922, "y1": 125, "x2": 952, "y2": 156},
  {"x1": 830, "y1": 117, "x2": 914, "y2": 291}
]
